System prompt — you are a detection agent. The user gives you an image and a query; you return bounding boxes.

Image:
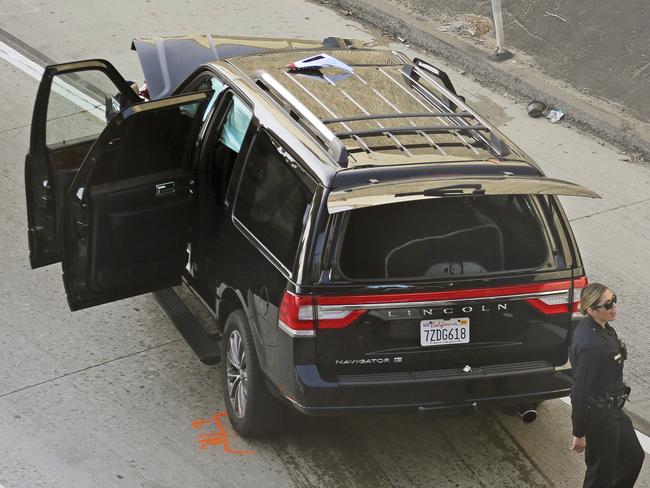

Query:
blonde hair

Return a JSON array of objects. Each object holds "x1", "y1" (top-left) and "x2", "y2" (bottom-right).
[{"x1": 580, "y1": 282, "x2": 609, "y2": 315}]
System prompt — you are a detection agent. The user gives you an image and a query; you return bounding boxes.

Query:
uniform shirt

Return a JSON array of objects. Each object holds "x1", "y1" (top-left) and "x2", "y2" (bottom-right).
[{"x1": 569, "y1": 315, "x2": 626, "y2": 437}]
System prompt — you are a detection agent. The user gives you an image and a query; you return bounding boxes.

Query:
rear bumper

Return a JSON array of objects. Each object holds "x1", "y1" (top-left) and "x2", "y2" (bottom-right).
[{"x1": 280, "y1": 362, "x2": 572, "y2": 415}]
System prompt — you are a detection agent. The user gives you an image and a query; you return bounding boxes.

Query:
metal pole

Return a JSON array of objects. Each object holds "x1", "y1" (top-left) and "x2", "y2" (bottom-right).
[{"x1": 489, "y1": 0, "x2": 513, "y2": 61}]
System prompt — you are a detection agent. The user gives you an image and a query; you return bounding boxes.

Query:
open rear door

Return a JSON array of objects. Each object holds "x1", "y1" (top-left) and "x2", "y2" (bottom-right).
[
  {"x1": 327, "y1": 175, "x2": 601, "y2": 213},
  {"x1": 60, "y1": 91, "x2": 210, "y2": 310},
  {"x1": 26, "y1": 60, "x2": 141, "y2": 268}
]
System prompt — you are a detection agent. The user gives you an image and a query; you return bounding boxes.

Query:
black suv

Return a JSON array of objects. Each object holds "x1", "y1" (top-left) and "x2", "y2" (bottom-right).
[{"x1": 25, "y1": 34, "x2": 599, "y2": 437}]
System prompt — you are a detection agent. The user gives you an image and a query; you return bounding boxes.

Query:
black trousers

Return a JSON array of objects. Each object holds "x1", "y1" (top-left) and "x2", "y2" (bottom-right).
[{"x1": 584, "y1": 407, "x2": 645, "y2": 487}]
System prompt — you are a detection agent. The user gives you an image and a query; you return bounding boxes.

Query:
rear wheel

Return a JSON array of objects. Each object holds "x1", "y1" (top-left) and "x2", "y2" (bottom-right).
[{"x1": 221, "y1": 309, "x2": 284, "y2": 437}]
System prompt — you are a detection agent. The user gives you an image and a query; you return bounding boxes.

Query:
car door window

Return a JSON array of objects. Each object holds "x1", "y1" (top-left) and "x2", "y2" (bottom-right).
[
  {"x1": 219, "y1": 96, "x2": 252, "y2": 152},
  {"x1": 200, "y1": 77, "x2": 226, "y2": 121},
  {"x1": 203, "y1": 90, "x2": 253, "y2": 205},
  {"x1": 234, "y1": 131, "x2": 313, "y2": 270},
  {"x1": 46, "y1": 70, "x2": 134, "y2": 147},
  {"x1": 182, "y1": 75, "x2": 226, "y2": 120},
  {"x1": 89, "y1": 96, "x2": 208, "y2": 185}
]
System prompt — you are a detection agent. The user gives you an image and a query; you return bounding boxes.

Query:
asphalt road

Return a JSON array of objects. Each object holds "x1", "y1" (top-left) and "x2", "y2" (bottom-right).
[{"x1": 0, "y1": 1, "x2": 649, "y2": 487}]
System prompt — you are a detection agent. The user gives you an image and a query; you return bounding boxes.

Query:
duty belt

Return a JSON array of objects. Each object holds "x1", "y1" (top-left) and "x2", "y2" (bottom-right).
[{"x1": 590, "y1": 386, "x2": 631, "y2": 409}]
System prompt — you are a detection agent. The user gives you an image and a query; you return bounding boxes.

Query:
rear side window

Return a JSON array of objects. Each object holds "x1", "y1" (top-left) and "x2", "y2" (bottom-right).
[
  {"x1": 234, "y1": 131, "x2": 312, "y2": 270},
  {"x1": 336, "y1": 195, "x2": 566, "y2": 280}
]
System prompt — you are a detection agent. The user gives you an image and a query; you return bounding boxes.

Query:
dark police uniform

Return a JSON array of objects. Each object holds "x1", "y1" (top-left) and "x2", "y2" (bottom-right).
[{"x1": 570, "y1": 315, "x2": 645, "y2": 487}]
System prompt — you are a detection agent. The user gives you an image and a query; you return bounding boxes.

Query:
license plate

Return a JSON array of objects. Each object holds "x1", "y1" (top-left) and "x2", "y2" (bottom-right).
[{"x1": 420, "y1": 318, "x2": 470, "y2": 346}]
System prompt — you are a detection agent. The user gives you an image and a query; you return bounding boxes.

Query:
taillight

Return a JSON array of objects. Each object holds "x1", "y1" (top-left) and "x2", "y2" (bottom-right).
[
  {"x1": 278, "y1": 291, "x2": 314, "y2": 331},
  {"x1": 571, "y1": 275, "x2": 588, "y2": 315},
  {"x1": 314, "y1": 304, "x2": 366, "y2": 329},
  {"x1": 525, "y1": 276, "x2": 588, "y2": 314},
  {"x1": 278, "y1": 291, "x2": 367, "y2": 335}
]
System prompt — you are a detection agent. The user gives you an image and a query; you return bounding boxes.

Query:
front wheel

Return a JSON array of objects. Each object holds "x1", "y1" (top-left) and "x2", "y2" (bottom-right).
[{"x1": 221, "y1": 309, "x2": 284, "y2": 437}]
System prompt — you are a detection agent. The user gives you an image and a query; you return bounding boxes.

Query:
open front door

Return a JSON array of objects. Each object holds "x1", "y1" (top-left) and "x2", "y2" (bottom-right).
[
  {"x1": 61, "y1": 91, "x2": 210, "y2": 311},
  {"x1": 26, "y1": 59, "x2": 141, "y2": 268}
]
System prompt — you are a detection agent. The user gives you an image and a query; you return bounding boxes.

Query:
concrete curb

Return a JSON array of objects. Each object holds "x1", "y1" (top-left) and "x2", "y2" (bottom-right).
[{"x1": 324, "y1": 0, "x2": 650, "y2": 162}]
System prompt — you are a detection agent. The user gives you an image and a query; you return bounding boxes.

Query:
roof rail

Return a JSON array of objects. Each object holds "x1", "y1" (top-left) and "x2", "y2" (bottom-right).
[
  {"x1": 402, "y1": 61, "x2": 511, "y2": 158},
  {"x1": 252, "y1": 70, "x2": 349, "y2": 166},
  {"x1": 321, "y1": 111, "x2": 473, "y2": 124},
  {"x1": 412, "y1": 58, "x2": 460, "y2": 101},
  {"x1": 335, "y1": 124, "x2": 488, "y2": 139}
]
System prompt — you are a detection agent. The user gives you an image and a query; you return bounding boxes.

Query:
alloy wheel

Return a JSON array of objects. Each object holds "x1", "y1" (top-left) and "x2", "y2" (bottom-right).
[{"x1": 226, "y1": 330, "x2": 248, "y2": 419}]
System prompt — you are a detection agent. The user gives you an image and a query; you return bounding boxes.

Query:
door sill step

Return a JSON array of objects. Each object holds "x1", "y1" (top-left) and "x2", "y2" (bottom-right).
[{"x1": 153, "y1": 288, "x2": 221, "y2": 365}]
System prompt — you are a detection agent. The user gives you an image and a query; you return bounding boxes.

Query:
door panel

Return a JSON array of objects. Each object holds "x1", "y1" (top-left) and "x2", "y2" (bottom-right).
[
  {"x1": 88, "y1": 169, "x2": 192, "y2": 293},
  {"x1": 26, "y1": 60, "x2": 141, "y2": 268},
  {"x1": 62, "y1": 92, "x2": 210, "y2": 311}
]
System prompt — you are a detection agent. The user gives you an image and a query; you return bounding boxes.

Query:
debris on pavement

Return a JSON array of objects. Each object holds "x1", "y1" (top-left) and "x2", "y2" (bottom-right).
[
  {"x1": 438, "y1": 15, "x2": 491, "y2": 38},
  {"x1": 544, "y1": 11, "x2": 568, "y2": 22},
  {"x1": 547, "y1": 109, "x2": 565, "y2": 123},
  {"x1": 466, "y1": 15, "x2": 492, "y2": 36},
  {"x1": 526, "y1": 100, "x2": 547, "y2": 118}
]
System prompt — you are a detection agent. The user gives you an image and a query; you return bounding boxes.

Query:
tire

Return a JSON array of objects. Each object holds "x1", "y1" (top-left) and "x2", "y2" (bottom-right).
[{"x1": 221, "y1": 309, "x2": 284, "y2": 437}]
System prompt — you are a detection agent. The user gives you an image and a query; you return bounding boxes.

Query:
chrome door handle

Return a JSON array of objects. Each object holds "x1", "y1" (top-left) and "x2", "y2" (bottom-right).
[{"x1": 156, "y1": 181, "x2": 175, "y2": 197}]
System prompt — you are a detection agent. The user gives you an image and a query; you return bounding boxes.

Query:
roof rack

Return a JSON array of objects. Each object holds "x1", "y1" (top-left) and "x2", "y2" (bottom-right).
[
  {"x1": 334, "y1": 124, "x2": 488, "y2": 139},
  {"x1": 252, "y1": 54, "x2": 513, "y2": 169},
  {"x1": 406, "y1": 58, "x2": 511, "y2": 157},
  {"x1": 252, "y1": 70, "x2": 349, "y2": 166},
  {"x1": 321, "y1": 111, "x2": 473, "y2": 124}
]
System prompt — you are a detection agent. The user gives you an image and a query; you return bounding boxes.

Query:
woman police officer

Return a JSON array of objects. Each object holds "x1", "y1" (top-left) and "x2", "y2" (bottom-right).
[{"x1": 570, "y1": 282, "x2": 644, "y2": 487}]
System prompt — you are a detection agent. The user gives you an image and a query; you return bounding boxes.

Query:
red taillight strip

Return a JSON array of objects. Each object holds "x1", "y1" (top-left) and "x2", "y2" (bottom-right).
[
  {"x1": 316, "y1": 290, "x2": 568, "y2": 312},
  {"x1": 316, "y1": 309, "x2": 366, "y2": 329},
  {"x1": 279, "y1": 291, "x2": 314, "y2": 331},
  {"x1": 316, "y1": 279, "x2": 578, "y2": 305},
  {"x1": 278, "y1": 277, "x2": 588, "y2": 336},
  {"x1": 525, "y1": 298, "x2": 572, "y2": 314},
  {"x1": 525, "y1": 276, "x2": 587, "y2": 314},
  {"x1": 278, "y1": 291, "x2": 366, "y2": 334}
]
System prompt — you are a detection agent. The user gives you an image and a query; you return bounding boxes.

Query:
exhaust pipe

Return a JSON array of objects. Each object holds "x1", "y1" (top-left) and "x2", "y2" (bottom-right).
[{"x1": 519, "y1": 406, "x2": 538, "y2": 424}]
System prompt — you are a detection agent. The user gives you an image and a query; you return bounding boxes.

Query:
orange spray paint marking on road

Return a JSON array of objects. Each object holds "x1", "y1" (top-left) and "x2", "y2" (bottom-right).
[
  {"x1": 191, "y1": 418, "x2": 212, "y2": 429},
  {"x1": 192, "y1": 412, "x2": 255, "y2": 454}
]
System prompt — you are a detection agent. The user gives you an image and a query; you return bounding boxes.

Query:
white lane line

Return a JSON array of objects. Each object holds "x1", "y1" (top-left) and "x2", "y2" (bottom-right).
[
  {"x1": 0, "y1": 36, "x2": 43, "y2": 80},
  {"x1": 0, "y1": 38, "x2": 105, "y2": 121},
  {"x1": 0, "y1": 0, "x2": 39, "y2": 15},
  {"x1": 51, "y1": 76, "x2": 106, "y2": 120},
  {"x1": 561, "y1": 397, "x2": 650, "y2": 454}
]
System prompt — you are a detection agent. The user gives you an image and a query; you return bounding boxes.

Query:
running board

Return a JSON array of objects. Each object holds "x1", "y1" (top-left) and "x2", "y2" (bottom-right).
[{"x1": 153, "y1": 288, "x2": 221, "y2": 365}]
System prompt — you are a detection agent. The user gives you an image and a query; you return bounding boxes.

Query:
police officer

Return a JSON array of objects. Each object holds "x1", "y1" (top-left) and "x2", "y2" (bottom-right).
[{"x1": 570, "y1": 282, "x2": 645, "y2": 487}]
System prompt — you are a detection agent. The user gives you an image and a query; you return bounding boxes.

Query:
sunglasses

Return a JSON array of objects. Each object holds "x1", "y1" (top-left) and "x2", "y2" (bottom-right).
[{"x1": 591, "y1": 294, "x2": 617, "y2": 311}]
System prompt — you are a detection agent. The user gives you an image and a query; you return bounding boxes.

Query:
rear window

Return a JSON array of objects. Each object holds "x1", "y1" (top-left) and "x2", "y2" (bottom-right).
[{"x1": 335, "y1": 195, "x2": 568, "y2": 280}]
